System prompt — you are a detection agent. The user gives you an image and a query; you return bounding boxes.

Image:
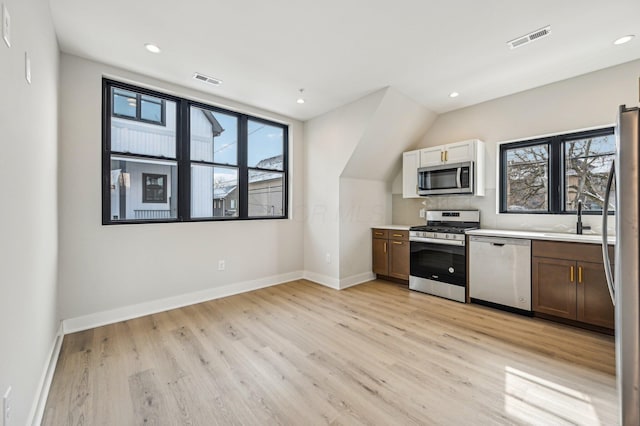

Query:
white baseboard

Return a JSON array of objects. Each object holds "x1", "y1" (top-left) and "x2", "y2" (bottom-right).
[
  {"x1": 28, "y1": 321, "x2": 64, "y2": 426},
  {"x1": 339, "y1": 272, "x2": 375, "y2": 289},
  {"x1": 62, "y1": 271, "x2": 304, "y2": 334},
  {"x1": 61, "y1": 269, "x2": 375, "y2": 335},
  {"x1": 302, "y1": 271, "x2": 340, "y2": 289}
]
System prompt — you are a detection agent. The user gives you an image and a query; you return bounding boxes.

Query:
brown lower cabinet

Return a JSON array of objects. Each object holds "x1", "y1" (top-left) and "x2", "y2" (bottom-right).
[
  {"x1": 532, "y1": 240, "x2": 614, "y2": 330},
  {"x1": 372, "y1": 229, "x2": 409, "y2": 281}
]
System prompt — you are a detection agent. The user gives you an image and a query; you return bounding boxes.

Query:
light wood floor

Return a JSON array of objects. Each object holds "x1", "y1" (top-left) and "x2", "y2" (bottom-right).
[{"x1": 43, "y1": 280, "x2": 617, "y2": 425}]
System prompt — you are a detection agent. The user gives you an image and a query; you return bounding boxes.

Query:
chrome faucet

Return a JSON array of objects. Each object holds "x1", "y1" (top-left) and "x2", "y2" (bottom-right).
[{"x1": 576, "y1": 200, "x2": 591, "y2": 234}]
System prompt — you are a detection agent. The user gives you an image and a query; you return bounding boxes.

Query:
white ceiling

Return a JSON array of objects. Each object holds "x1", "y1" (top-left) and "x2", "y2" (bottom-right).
[{"x1": 49, "y1": 0, "x2": 640, "y2": 121}]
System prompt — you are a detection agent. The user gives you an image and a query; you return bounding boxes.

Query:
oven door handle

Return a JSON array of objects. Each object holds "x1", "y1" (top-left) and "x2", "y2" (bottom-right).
[{"x1": 410, "y1": 237, "x2": 465, "y2": 246}]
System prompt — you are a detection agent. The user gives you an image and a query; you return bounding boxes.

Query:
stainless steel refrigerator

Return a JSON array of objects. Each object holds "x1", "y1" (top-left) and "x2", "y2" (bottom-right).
[{"x1": 602, "y1": 105, "x2": 639, "y2": 425}]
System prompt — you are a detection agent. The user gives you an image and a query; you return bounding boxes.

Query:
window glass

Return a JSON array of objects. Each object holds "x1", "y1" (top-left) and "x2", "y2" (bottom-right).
[
  {"x1": 248, "y1": 170, "x2": 284, "y2": 217},
  {"x1": 142, "y1": 173, "x2": 167, "y2": 203},
  {"x1": 504, "y1": 144, "x2": 549, "y2": 212},
  {"x1": 140, "y1": 96, "x2": 163, "y2": 123},
  {"x1": 110, "y1": 156, "x2": 177, "y2": 221},
  {"x1": 113, "y1": 89, "x2": 137, "y2": 118},
  {"x1": 191, "y1": 165, "x2": 239, "y2": 218},
  {"x1": 104, "y1": 80, "x2": 288, "y2": 224},
  {"x1": 564, "y1": 135, "x2": 615, "y2": 212},
  {"x1": 190, "y1": 107, "x2": 238, "y2": 165},
  {"x1": 111, "y1": 89, "x2": 176, "y2": 158},
  {"x1": 248, "y1": 120, "x2": 284, "y2": 170}
]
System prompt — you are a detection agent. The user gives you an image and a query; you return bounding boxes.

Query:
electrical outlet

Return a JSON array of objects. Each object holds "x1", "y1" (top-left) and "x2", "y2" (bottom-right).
[
  {"x1": 325, "y1": 253, "x2": 331, "y2": 264},
  {"x1": 3, "y1": 386, "x2": 11, "y2": 426},
  {"x1": 217, "y1": 260, "x2": 225, "y2": 271},
  {"x1": 419, "y1": 208, "x2": 426, "y2": 218},
  {"x1": 2, "y1": 4, "x2": 10, "y2": 48}
]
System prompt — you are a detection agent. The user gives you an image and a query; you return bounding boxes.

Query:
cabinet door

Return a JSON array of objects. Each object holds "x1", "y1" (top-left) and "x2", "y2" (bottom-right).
[
  {"x1": 389, "y1": 240, "x2": 409, "y2": 280},
  {"x1": 402, "y1": 150, "x2": 420, "y2": 198},
  {"x1": 444, "y1": 140, "x2": 475, "y2": 163},
  {"x1": 372, "y1": 238, "x2": 389, "y2": 276},
  {"x1": 577, "y1": 261, "x2": 615, "y2": 329},
  {"x1": 419, "y1": 147, "x2": 444, "y2": 167},
  {"x1": 532, "y1": 257, "x2": 577, "y2": 320}
]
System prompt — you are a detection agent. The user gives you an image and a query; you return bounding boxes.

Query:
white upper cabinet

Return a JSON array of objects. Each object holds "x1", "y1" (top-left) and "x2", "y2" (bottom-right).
[
  {"x1": 444, "y1": 140, "x2": 475, "y2": 164},
  {"x1": 419, "y1": 139, "x2": 480, "y2": 167},
  {"x1": 418, "y1": 146, "x2": 444, "y2": 167},
  {"x1": 402, "y1": 150, "x2": 420, "y2": 198}
]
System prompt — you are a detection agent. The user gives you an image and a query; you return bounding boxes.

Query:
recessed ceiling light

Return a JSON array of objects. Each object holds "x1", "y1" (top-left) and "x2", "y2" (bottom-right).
[
  {"x1": 614, "y1": 35, "x2": 635, "y2": 45},
  {"x1": 144, "y1": 43, "x2": 161, "y2": 53},
  {"x1": 449, "y1": 92, "x2": 459, "y2": 98},
  {"x1": 297, "y1": 88, "x2": 305, "y2": 104}
]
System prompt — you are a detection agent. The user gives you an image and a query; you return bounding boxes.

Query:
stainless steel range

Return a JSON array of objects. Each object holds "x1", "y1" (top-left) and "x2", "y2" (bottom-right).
[{"x1": 409, "y1": 210, "x2": 480, "y2": 303}]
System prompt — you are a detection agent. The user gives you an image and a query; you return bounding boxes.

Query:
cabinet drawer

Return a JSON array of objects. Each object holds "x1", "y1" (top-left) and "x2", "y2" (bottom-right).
[
  {"x1": 532, "y1": 240, "x2": 613, "y2": 263},
  {"x1": 372, "y1": 229, "x2": 388, "y2": 239},
  {"x1": 389, "y1": 230, "x2": 409, "y2": 241}
]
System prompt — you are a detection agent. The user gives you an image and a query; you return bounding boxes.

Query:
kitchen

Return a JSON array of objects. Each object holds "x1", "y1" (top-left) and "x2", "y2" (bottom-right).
[
  {"x1": 3, "y1": 1, "x2": 640, "y2": 425},
  {"x1": 371, "y1": 66, "x2": 639, "y2": 423}
]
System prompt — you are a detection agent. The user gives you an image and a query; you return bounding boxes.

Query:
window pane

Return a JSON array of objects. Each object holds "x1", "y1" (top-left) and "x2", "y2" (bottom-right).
[
  {"x1": 504, "y1": 144, "x2": 549, "y2": 212},
  {"x1": 142, "y1": 173, "x2": 167, "y2": 203},
  {"x1": 140, "y1": 96, "x2": 163, "y2": 123},
  {"x1": 111, "y1": 88, "x2": 176, "y2": 158},
  {"x1": 248, "y1": 170, "x2": 284, "y2": 217},
  {"x1": 191, "y1": 165, "x2": 239, "y2": 218},
  {"x1": 248, "y1": 120, "x2": 284, "y2": 170},
  {"x1": 113, "y1": 89, "x2": 136, "y2": 118},
  {"x1": 110, "y1": 156, "x2": 177, "y2": 221},
  {"x1": 564, "y1": 134, "x2": 615, "y2": 212},
  {"x1": 190, "y1": 106, "x2": 238, "y2": 165}
]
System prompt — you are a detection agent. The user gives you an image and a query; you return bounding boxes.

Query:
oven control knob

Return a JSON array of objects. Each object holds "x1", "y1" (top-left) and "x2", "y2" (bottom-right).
[{"x1": 449, "y1": 267, "x2": 455, "y2": 273}]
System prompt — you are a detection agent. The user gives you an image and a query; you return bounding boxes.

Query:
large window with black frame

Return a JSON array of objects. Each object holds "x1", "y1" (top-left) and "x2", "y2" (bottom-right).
[
  {"x1": 103, "y1": 79, "x2": 288, "y2": 224},
  {"x1": 500, "y1": 126, "x2": 615, "y2": 214}
]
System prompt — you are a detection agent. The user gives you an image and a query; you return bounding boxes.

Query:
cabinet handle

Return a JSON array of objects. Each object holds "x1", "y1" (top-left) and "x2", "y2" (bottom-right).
[
  {"x1": 444, "y1": 150, "x2": 448, "y2": 162},
  {"x1": 393, "y1": 241, "x2": 402, "y2": 245},
  {"x1": 392, "y1": 233, "x2": 403, "y2": 237},
  {"x1": 375, "y1": 232, "x2": 384, "y2": 236},
  {"x1": 578, "y1": 266, "x2": 583, "y2": 283},
  {"x1": 570, "y1": 266, "x2": 575, "y2": 283},
  {"x1": 384, "y1": 242, "x2": 387, "y2": 253},
  {"x1": 440, "y1": 151, "x2": 444, "y2": 162}
]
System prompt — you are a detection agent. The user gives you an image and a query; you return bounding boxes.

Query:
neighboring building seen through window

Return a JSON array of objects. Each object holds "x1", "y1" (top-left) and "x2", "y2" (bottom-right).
[
  {"x1": 247, "y1": 119, "x2": 285, "y2": 217},
  {"x1": 500, "y1": 127, "x2": 615, "y2": 214},
  {"x1": 103, "y1": 79, "x2": 288, "y2": 224}
]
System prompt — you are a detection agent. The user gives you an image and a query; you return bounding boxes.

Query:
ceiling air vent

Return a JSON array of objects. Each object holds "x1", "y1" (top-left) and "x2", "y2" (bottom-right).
[
  {"x1": 193, "y1": 72, "x2": 223, "y2": 86},
  {"x1": 507, "y1": 25, "x2": 551, "y2": 49}
]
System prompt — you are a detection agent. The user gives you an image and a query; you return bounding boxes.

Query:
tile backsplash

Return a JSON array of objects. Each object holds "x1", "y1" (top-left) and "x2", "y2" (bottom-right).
[{"x1": 392, "y1": 189, "x2": 616, "y2": 235}]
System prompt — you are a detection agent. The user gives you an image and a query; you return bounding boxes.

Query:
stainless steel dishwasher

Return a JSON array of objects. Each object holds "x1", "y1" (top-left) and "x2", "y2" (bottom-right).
[{"x1": 468, "y1": 235, "x2": 532, "y2": 313}]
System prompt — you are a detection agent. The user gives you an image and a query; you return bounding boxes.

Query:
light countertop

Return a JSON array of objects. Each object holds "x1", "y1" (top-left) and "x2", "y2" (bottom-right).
[
  {"x1": 372, "y1": 225, "x2": 413, "y2": 231},
  {"x1": 466, "y1": 228, "x2": 615, "y2": 245}
]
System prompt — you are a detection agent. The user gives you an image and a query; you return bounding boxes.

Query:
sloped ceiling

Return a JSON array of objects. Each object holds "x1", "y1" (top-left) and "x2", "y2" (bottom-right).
[{"x1": 341, "y1": 88, "x2": 437, "y2": 181}]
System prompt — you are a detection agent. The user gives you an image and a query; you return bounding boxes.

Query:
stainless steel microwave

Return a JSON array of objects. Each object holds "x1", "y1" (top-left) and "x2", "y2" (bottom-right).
[{"x1": 417, "y1": 161, "x2": 474, "y2": 196}]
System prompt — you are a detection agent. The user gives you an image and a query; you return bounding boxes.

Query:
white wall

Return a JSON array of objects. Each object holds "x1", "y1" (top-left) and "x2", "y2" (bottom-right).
[
  {"x1": 304, "y1": 87, "x2": 434, "y2": 285},
  {"x1": 57, "y1": 54, "x2": 305, "y2": 321},
  {"x1": 0, "y1": 0, "x2": 60, "y2": 424},
  {"x1": 303, "y1": 90, "x2": 386, "y2": 284},
  {"x1": 339, "y1": 178, "x2": 390, "y2": 281},
  {"x1": 393, "y1": 59, "x2": 640, "y2": 232}
]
